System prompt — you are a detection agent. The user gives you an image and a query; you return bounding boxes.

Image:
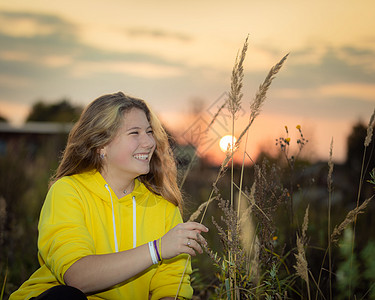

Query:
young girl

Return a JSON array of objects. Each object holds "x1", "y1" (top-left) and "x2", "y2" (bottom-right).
[{"x1": 10, "y1": 92, "x2": 208, "y2": 300}]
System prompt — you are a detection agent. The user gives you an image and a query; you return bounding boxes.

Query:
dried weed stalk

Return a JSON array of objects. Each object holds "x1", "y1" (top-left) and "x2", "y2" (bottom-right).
[
  {"x1": 235, "y1": 53, "x2": 289, "y2": 148},
  {"x1": 185, "y1": 37, "x2": 289, "y2": 298},
  {"x1": 210, "y1": 196, "x2": 254, "y2": 296},
  {"x1": 227, "y1": 36, "x2": 248, "y2": 116},
  {"x1": 327, "y1": 139, "x2": 334, "y2": 194},
  {"x1": 238, "y1": 183, "x2": 256, "y2": 229},
  {"x1": 252, "y1": 159, "x2": 289, "y2": 266},
  {"x1": 331, "y1": 197, "x2": 373, "y2": 244},
  {"x1": 188, "y1": 51, "x2": 288, "y2": 224},
  {"x1": 214, "y1": 197, "x2": 249, "y2": 270},
  {"x1": 294, "y1": 206, "x2": 310, "y2": 299},
  {"x1": 364, "y1": 108, "x2": 375, "y2": 147},
  {"x1": 327, "y1": 138, "x2": 334, "y2": 299}
]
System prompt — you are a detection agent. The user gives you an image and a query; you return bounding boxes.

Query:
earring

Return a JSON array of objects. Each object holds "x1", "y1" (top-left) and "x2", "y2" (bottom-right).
[{"x1": 100, "y1": 153, "x2": 105, "y2": 159}]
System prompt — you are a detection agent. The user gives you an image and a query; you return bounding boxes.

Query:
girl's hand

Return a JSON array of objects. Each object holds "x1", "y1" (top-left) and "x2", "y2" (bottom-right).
[{"x1": 160, "y1": 222, "x2": 208, "y2": 259}]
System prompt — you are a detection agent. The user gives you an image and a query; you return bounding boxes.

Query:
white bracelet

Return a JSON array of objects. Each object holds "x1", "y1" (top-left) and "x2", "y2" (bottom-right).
[{"x1": 148, "y1": 241, "x2": 158, "y2": 264}]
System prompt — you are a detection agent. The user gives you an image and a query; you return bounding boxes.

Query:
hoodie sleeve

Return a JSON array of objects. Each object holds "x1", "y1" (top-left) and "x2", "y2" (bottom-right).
[
  {"x1": 149, "y1": 204, "x2": 193, "y2": 300},
  {"x1": 37, "y1": 178, "x2": 96, "y2": 284}
]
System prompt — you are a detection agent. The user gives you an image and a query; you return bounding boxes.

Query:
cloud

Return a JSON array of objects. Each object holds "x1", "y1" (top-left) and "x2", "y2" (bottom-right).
[
  {"x1": 41, "y1": 55, "x2": 74, "y2": 68},
  {"x1": 0, "y1": 74, "x2": 31, "y2": 88},
  {"x1": 71, "y1": 61, "x2": 184, "y2": 78},
  {"x1": 275, "y1": 83, "x2": 375, "y2": 103},
  {"x1": 268, "y1": 46, "x2": 375, "y2": 90},
  {"x1": 318, "y1": 83, "x2": 375, "y2": 102},
  {"x1": 0, "y1": 50, "x2": 73, "y2": 68},
  {"x1": 337, "y1": 46, "x2": 375, "y2": 72},
  {"x1": 0, "y1": 11, "x2": 76, "y2": 38},
  {"x1": 126, "y1": 27, "x2": 191, "y2": 42},
  {"x1": 249, "y1": 46, "x2": 375, "y2": 122},
  {"x1": 0, "y1": 11, "x2": 79, "y2": 66},
  {"x1": 0, "y1": 50, "x2": 32, "y2": 62},
  {"x1": 0, "y1": 10, "x2": 189, "y2": 96},
  {"x1": 0, "y1": 9, "x2": 373, "y2": 132}
]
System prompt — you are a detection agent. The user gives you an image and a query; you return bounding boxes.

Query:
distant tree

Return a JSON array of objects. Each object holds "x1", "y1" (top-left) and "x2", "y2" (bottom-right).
[
  {"x1": 345, "y1": 122, "x2": 375, "y2": 174},
  {"x1": 344, "y1": 121, "x2": 375, "y2": 209},
  {"x1": 26, "y1": 99, "x2": 82, "y2": 123}
]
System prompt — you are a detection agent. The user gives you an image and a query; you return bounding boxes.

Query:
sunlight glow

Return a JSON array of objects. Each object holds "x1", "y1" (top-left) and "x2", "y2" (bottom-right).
[{"x1": 219, "y1": 135, "x2": 237, "y2": 153}]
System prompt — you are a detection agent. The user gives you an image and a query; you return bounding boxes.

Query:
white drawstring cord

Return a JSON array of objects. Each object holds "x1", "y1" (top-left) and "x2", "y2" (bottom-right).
[
  {"x1": 104, "y1": 184, "x2": 119, "y2": 253},
  {"x1": 132, "y1": 196, "x2": 137, "y2": 248}
]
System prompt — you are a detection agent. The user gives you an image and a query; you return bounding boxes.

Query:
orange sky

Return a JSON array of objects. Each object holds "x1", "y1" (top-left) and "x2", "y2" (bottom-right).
[{"x1": 0, "y1": 0, "x2": 374, "y2": 163}]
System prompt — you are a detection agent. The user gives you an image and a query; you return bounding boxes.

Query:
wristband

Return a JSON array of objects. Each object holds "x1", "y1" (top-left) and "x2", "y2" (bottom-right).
[
  {"x1": 153, "y1": 239, "x2": 161, "y2": 262},
  {"x1": 148, "y1": 241, "x2": 158, "y2": 264},
  {"x1": 158, "y1": 238, "x2": 163, "y2": 260}
]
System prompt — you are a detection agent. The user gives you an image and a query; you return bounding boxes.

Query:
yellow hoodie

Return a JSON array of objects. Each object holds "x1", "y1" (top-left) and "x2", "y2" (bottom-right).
[{"x1": 10, "y1": 170, "x2": 192, "y2": 299}]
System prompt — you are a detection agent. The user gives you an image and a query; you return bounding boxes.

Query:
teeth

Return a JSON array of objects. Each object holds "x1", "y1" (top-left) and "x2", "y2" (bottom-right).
[{"x1": 133, "y1": 154, "x2": 149, "y2": 160}]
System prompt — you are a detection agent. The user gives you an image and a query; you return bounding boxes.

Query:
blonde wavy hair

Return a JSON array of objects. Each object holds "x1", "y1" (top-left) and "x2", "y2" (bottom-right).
[{"x1": 51, "y1": 92, "x2": 183, "y2": 210}]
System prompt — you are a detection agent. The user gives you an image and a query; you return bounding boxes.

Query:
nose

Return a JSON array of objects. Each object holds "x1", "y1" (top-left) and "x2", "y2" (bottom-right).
[{"x1": 141, "y1": 131, "x2": 156, "y2": 149}]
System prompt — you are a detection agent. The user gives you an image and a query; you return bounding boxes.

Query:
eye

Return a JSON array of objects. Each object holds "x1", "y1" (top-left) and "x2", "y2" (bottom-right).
[
  {"x1": 129, "y1": 131, "x2": 139, "y2": 135},
  {"x1": 147, "y1": 129, "x2": 154, "y2": 135}
]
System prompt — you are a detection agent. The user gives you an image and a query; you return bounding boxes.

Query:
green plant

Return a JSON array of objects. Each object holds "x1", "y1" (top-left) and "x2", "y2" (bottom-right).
[
  {"x1": 368, "y1": 168, "x2": 375, "y2": 186},
  {"x1": 336, "y1": 228, "x2": 360, "y2": 299},
  {"x1": 0, "y1": 268, "x2": 7, "y2": 300},
  {"x1": 360, "y1": 240, "x2": 375, "y2": 299}
]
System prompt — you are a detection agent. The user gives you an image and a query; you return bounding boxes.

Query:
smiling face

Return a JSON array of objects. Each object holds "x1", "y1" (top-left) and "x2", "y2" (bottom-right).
[{"x1": 100, "y1": 108, "x2": 156, "y2": 185}]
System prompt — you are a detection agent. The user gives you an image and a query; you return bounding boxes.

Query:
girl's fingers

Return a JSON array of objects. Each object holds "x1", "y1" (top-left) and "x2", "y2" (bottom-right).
[
  {"x1": 187, "y1": 238, "x2": 203, "y2": 254},
  {"x1": 196, "y1": 233, "x2": 208, "y2": 247},
  {"x1": 161, "y1": 222, "x2": 208, "y2": 259},
  {"x1": 184, "y1": 246, "x2": 196, "y2": 256},
  {"x1": 182, "y1": 239, "x2": 202, "y2": 256},
  {"x1": 185, "y1": 232, "x2": 207, "y2": 247},
  {"x1": 183, "y1": 222, "x2": 209, "y2": 233},
  {"x1": 181, "y1": 224, "x2": 208, "y2": 254}
]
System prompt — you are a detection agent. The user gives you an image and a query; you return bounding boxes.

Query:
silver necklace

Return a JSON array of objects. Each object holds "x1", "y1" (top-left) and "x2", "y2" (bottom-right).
[{"x1": 123, "y1": 182, "x2": 134, "y2": 195}]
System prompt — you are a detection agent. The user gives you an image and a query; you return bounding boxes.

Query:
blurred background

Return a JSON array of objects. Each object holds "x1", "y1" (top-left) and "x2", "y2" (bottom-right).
[
  {"x1": 1, "y1": 1, "x2": 375, "y2": 298},
  {"x1": 0, "y1": 0, "x2": 374, "y2": 161}
]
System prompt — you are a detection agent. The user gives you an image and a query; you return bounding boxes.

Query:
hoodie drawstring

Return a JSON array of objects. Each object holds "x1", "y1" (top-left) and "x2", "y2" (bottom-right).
[
  {"x1": 132, "y1": 196, "x2": 137, "y2": 248},
  {"x1": 104, "y1": 184, "x2": 137, "y2": 252},
  {"x1": 105, "y1": 184, "x2": 119, "y2": 253}
]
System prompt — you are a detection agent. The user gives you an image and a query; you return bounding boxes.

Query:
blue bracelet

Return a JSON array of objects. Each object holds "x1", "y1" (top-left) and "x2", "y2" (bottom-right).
[{"x1": 153, "y1": 239, "x2": 161, "y2": 262}]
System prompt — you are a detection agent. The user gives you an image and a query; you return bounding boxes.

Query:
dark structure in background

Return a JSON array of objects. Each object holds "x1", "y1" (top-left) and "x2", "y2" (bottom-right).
[{"x1": 0, "y1": 122, "x2": 73, "y2": 156}]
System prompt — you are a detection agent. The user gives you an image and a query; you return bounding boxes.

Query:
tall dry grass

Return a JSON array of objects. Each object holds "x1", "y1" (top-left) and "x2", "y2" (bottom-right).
[
  {"x1": 182, "y1": 37, "x2": 375, "y2": 299},
  {"x1": 185, "y1": 37, "x2": 291, "y2": 299}
]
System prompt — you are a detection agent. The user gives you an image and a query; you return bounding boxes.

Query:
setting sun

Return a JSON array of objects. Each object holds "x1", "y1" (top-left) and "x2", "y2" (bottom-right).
[{"x1": 219, "y1": 135, "x2": 237, "y2": 152}]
